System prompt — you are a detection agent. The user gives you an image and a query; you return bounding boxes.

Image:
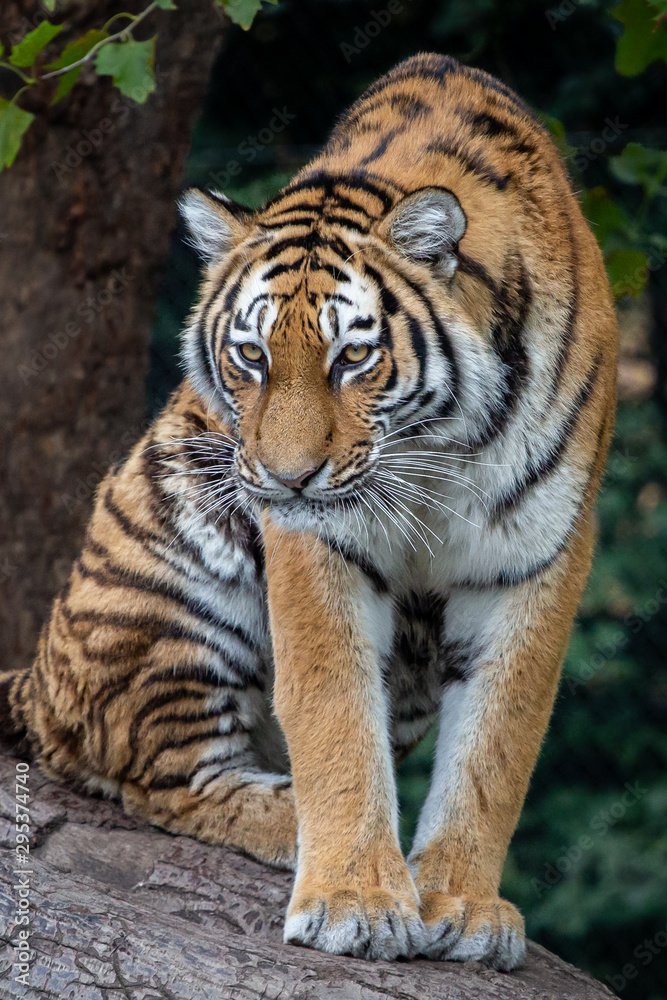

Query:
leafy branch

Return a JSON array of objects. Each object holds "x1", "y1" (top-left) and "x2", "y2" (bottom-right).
[
  {"x1": 0, "y1": 0, "x2": 277, "y2": 170},
  {"x1": 566, "y1": 0, "x2": 667, "y2": 298}
]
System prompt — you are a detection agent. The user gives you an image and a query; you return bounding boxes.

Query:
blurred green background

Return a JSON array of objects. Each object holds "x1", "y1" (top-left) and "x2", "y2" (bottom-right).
[{"x1": 148, "y1": 2, "x2": 667, "y2": 995}]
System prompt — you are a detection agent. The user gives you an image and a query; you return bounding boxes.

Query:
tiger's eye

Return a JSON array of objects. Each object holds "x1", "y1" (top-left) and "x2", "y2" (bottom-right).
[
  {"x1": 342, "y1": 344, "x2": 370, "y2": 364},
  {"x1": 239, "y1": 343, "x2": 264, "y2": 363}
]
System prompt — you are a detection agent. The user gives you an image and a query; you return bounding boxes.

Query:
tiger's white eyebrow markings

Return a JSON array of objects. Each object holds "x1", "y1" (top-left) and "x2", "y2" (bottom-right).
[{"x1": 234, "y1": 292, "x2": 270, "y2": 331}]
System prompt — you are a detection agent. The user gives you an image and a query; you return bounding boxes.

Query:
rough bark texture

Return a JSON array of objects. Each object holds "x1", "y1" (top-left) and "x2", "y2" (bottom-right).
[
  {"x1": 0, "y1": 752, "x2": 617, "y2": 1000},
  {"x1": 0, "y1": 0, "x2": 226, "y2": 673}
]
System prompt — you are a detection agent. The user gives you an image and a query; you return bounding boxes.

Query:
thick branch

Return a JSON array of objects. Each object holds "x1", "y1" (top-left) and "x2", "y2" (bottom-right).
[{"x1": 0, "y1": 752, "x2": 616, "y2": 999}]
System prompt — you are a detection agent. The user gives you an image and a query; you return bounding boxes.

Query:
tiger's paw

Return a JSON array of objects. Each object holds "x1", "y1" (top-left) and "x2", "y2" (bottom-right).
[
  {"x1": 284, "y1": 887, "x2": 426, "y2": 960},
  {"x1": 419, "y1": 892, "x2": 526, "y2": 971}
]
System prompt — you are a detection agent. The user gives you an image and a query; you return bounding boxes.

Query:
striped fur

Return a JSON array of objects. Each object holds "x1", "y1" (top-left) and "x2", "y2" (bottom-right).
[{"x1": 1, "y1": 55, "x2": 617, "y2": 968}]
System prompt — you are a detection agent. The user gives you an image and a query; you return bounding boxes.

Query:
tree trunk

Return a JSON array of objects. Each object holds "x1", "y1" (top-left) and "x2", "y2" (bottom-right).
[
  {"x1": 0, "y1": 0, "x2": 225, "y2": 673},
  {"x1": 0, "y1": 751, "x2": 617, "y2": 999}
]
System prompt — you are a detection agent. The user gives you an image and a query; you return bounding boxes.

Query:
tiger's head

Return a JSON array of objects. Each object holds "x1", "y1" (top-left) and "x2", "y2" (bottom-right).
[{"x1": 179, "y1": 176, "x2": 470, "y2": 528}]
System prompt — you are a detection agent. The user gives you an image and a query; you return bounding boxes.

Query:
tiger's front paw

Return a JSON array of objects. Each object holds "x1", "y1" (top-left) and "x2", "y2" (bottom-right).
[
  {"x1": 419, "y1": 892, "x2": 525, "y2": 971},
  {"x1": 284, "y1": 887, "x2": 426, "y2": 960}
]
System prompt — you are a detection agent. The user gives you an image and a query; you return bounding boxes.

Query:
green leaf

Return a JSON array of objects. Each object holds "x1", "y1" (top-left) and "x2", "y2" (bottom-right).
[
  {"x1": 580, "y1": 187, "x2": 630, "y2": 248},
  {"x1": 46, "y1": 28, "x2": 108, "y2": 104},
  {"x1": 0, "y1": 98, "x2": 35, "y2": 170},
  {"x1": 609, "y1": 142, "x2": 667, "y2": 196},
  {"x1": 605, "y1": 248, "x2": 648, "y2": 297},
  {"x1": 9, "y1": 20, "x2": 63, "y2": 68},
  {"x1": 95, "y1": 37, "x2": 156, "y2": 103},
  {"x1": 155, "y1": 0, "x2": 178, "y2": 7},
  {"x1": 220, "y1": 0, "x2": 278, "y2": 30},
  {"x1": 612, "y1": 0, "x2": 667, "y2": 75},
  {"x1": 43, "y1": 0, "x2": 57, "y2": 9},
  {"x1": 536, "y1": 111, "x2": 577, "y2": 163}
]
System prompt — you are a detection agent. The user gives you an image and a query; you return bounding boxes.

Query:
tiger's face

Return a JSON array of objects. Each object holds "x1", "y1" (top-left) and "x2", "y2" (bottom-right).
[{"x1": 180, "y1": 182, "x2": 468, "y2": 526}]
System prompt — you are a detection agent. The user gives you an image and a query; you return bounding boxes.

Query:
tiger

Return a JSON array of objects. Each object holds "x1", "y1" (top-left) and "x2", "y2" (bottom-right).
[{"x1": 0, "y1": 53, "x2": 617, "y2": 969}]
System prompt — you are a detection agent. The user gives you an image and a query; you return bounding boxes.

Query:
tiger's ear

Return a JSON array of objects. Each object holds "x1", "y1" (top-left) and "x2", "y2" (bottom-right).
[
  {"x1": 376, "y1": 187, "x2": 467, "y2": 277},
  {"x1": 179, "y1": 187, "x2": 253, "y2": 262}
]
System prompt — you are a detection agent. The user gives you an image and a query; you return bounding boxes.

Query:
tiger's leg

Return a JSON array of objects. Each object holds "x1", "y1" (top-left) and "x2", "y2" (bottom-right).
[
  {"x1": 26, "y1": 598, "x2": 298, "y2": 869},
  {"x1": 118, "y1": 683, "x2": 298, "y2": 870},
  {"x1": 409, "y1": 523, "x2": 594, "y2": 970},
  {"x1": 265, "y1": 521, "x2": 425, "y2": 960}
]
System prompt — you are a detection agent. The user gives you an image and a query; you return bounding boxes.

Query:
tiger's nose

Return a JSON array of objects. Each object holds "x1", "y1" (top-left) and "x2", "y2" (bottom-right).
[{"x1": 272, "y1": 462, "x2": 325, "y2": 490}]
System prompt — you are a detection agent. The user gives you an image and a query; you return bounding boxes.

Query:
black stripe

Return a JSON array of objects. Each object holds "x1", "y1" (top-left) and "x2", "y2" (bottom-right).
[
  {"x1": 327, "y1": 192, "x2": 376, "y2": 217},
  {"x1": 149, "y1": 703, "x2": 236, "y2": 729},
  {"x1": 425, "y1": 138, "x2": 511, "y2": 191},
  {"x1": 263, "y1": 231, "x2": 321, "y2": 260},
  {"x1": 407, "y1": 315, "x2": 428, "y2": 392},
  {"x1": 369, "y1": 257, "x2": 461, "y2": 416},
  {"x1": 455, "y1": 542, "x2": 568, "y2": 590},
  {"x1": 491, "y1": 352, "x2": 602, "y2": 520},
  {"x1": 337, "y1": 92, "x2": 433, "y2": 138},
  {"x1": 395, "y1": 705, "x2": 439, "y2": 725},
  {"x1": 139, "y1": 726, "x2": 231, "y2": 776},
  {"x1": 363, "y1": 263, "x2": 399, "y2": 315},
  {"x1": 377, "y1": 357, "x2": 398, "y2": 396},
  {"x1": 80, "y1": 531, "x2": 258, "y2": 655},
  {"x1": 322, "y1": 213, "x2": 369, "y2": 232},
  {"x1": 138, "y1": 722, "x2": 251, "y2": 780},
  {"x1": 457, "y1": 108, "x2": 519, "y2": 139},
  {"x1": 549, "y1": 216, "x2": 579, "y2": 400},
  {"x1": 359, "y1": 126, "x2": 407, "y2": 167},
  {"x1": 120, "y1": 687, "x2": 209, "y2": 779},
  {"x1": 472, "y1": 259, "x2": 532, "y2": 447},
  {"x1": 457, "y1": 253, "x2": 499, "y2": 297},
  {"x1": 260, "y1": 216, "x2": 317, "y2": 231},
  {"x1": 62, "y1": 604, "x2": 261, "y2": 683},
  {"x1": 141, "y1": 664, "x2": 264, "y2": 694},
  {"x1": 269, "y1": 169, "x2": 399, "y2": 215},
  {"x1": 349, "y1": 315, "x2": 374, "y2": 330},
  {"x1": 262, "y1": 260, "x2": 306, "y2": 280},
  {"x1": 332, "y1": 542, "x2": 389, "y2": 593},
  {"x1": 313, "y1": 260, "x2": 351, "y2": 282}
]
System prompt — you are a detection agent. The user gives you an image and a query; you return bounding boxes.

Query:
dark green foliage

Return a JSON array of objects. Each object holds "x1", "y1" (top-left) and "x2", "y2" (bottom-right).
[{"x1": 149, "y1": 2, "x2": 667, "y2": 994}]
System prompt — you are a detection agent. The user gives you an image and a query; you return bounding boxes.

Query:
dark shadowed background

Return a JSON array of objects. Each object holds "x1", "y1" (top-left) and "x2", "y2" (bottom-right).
[{"x1": 148, "y1": 2, "x2": 667, "y2": 997}]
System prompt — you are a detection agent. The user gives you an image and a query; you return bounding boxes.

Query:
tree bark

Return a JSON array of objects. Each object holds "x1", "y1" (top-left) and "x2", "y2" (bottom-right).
[
  {"x1": 0, "y1": 751, "x2": 617, "y2": 999},
  {"x1": 0, "y1": 0, "x2": 226, "y2": 673}
]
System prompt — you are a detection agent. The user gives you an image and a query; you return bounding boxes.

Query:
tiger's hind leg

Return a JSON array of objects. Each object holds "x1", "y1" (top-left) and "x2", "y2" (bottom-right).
[
  {"x1": 23, "y1": 598, "x2": 297, "y2": 869},
  {"x1": 122, "y1": 769, "x2": 297, "y2": 870},
  {"x1": 96, "y1": 664, "x2": 298, "y2": 869}
]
